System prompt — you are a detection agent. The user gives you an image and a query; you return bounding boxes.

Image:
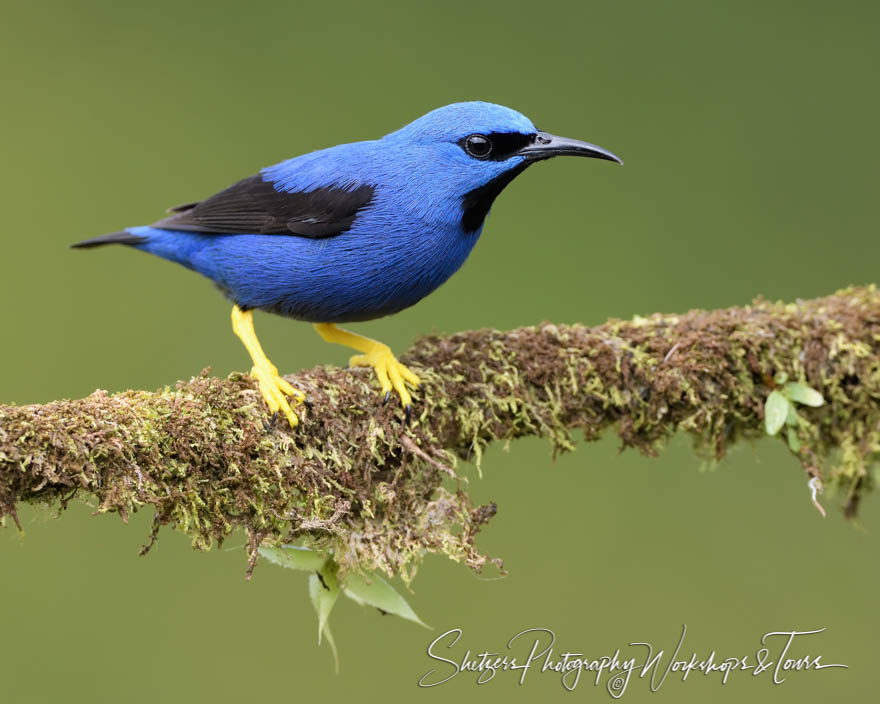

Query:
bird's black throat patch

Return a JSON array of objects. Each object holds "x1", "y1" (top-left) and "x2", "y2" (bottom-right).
[{"x1": 460, "y1": 162, "x2": 531, "y2": 233}]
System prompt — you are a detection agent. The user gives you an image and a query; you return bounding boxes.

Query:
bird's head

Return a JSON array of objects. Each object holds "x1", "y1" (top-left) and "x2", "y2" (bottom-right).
[{"x1": 382, "y1": 101, "x2": 622, "y2": 232}]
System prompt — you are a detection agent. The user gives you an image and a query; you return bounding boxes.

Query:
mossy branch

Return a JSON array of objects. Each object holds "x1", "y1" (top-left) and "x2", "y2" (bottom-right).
[{"x1": 2, "y1": 286, "x2": 878, "y2": 581}]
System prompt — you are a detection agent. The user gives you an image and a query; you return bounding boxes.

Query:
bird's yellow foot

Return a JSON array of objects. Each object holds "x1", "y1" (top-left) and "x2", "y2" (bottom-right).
[
  {"x1": 232, "y1": 304, "x2": 305, "y2": 428},
  {"x1": 250, "y1": 359, "x2": 305, "y2": 427},
  {"x1": 349, "y1": 343, "x2": 420, "y2": 410},
  {"x1": 313, "y1": 323, "x2": 420, "y2": 413}
]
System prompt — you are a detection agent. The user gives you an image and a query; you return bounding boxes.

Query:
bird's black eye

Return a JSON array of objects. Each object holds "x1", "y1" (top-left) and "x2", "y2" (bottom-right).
[{"x1": 463, "y1": 134, "x2": 493, "y2": 159}]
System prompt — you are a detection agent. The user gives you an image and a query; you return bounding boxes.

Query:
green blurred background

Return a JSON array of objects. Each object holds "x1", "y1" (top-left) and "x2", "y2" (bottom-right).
[{"x1": 1, "y1": 0, "x2": 878, "y2": 701}]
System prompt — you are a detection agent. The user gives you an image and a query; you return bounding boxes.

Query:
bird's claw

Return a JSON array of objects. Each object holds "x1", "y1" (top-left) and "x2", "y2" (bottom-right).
[
  {"x1": 250, "y1": 361, "x2": 305, "y2": 427},
  {"x1": 349, "y1": 344, "x2": 420, "y2": 411}
]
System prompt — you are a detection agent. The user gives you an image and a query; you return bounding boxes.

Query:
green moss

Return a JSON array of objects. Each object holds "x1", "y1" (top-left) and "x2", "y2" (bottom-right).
[{"x1": 1, "y1": 286, "x2": 878, "y2": 581}]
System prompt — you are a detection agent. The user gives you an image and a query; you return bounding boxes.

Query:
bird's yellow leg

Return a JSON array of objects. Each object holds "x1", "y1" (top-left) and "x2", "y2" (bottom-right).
[
  {"x1": 231, "y1": 305, "x2": 305, "y2": 427},
  {"x1": 313, "y1": 323, "x2": 420, "y2": 408}
]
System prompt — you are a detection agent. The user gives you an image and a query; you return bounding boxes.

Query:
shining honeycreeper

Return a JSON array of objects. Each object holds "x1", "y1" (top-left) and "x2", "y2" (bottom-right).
[{"x1": 73, "y1": 102, "x2": 622, "y2": 426}]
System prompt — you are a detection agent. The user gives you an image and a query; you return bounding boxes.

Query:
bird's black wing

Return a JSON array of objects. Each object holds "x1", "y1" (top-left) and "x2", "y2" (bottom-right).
[{"x1": 152, "y1": 174, "x2": 375, "y2": 238}]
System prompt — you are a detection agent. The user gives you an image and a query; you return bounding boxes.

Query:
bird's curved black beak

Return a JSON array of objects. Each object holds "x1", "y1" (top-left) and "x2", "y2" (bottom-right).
[{"x1": 517, "y1": 132, "x2": 623, "y2": 165}]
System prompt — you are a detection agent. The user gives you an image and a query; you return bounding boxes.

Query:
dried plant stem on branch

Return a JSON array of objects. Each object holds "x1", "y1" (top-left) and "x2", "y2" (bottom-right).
[{"x1": 1, "y1": 286, "x2": 878, "y2": 581}]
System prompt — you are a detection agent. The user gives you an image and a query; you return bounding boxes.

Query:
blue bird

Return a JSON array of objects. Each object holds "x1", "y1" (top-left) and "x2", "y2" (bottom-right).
[{"x1": 73, "y1": 102, "x2": 621, "y2": 426}]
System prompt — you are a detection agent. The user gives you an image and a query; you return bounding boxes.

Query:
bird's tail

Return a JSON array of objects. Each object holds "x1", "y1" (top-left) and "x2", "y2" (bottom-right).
[{"x1": 70, "y1": 230, "x2": 147, "y2": 249}]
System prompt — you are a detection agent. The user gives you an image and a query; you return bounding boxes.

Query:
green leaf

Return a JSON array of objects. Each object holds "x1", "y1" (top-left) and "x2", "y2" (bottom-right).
[
  {"x1": 785, "y1": 402, "x2": 799, "y2": 426},
  {"x1": 785, "y1": 382, "x2": 824, "y2": 407},
  {"x1": 786, "y1": 427, "x2": 801, "y2": 453},
  {"x1": 258, "y1": 545, "x2": 326, "y2": 572},
  {"x1": 308, "y1": 573, "x2": 339, "y2": 672},
  {"x1": 322, "y1": 619, "x2": 339, "y2": 673},
  {"x1": 311, "y1": 563, "x2": 340, "y2": 644},
  {"x1": 343, "y1": 573, "x2": 429, "y2": 628},
  {"x1": 774, "y1": 371, "x2": 789, "y2": 385},
  {"x1": 764, "y1": 390, "x2": 789, "y2": 436}
]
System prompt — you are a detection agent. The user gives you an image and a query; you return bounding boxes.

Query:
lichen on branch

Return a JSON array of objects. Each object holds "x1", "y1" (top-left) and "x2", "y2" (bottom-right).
[{"x1": 1, "y1": 286, "x2": 878, "y2": 582}]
